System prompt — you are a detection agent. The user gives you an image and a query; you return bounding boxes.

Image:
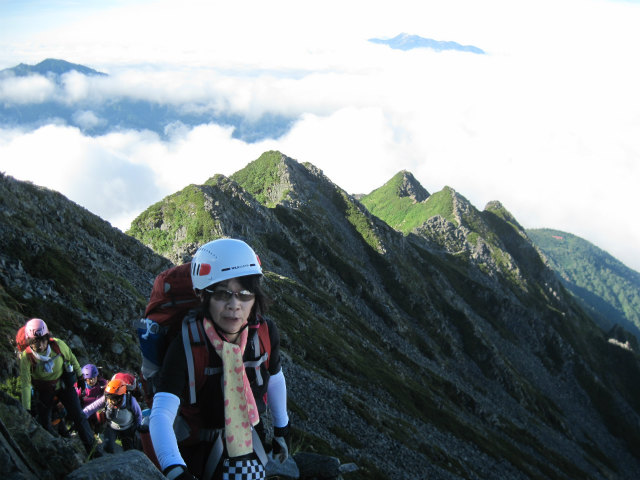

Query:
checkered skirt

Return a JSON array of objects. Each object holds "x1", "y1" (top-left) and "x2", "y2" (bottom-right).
[{"x1": 222, "y1": 458, "x2": 265, "y2": 480}]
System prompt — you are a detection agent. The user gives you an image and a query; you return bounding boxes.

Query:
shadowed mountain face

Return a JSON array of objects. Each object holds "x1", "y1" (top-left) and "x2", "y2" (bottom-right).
[{"x1": 2, "y1": 152, "x2": 640, "y2": 480}]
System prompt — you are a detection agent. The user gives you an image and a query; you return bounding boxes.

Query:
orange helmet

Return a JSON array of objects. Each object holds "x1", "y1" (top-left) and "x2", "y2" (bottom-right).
[{"x1": 105, "y1": 378, "x2": 127, "y2": 396}]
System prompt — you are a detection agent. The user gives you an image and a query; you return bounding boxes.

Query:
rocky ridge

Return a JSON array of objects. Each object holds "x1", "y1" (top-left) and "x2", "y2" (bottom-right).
[
  {"x1": 0, "y1": 173, "x2": 171, "y2": 379},
  {"x1": 1, "y1": 152, "x2": 640, "y2": 479}
]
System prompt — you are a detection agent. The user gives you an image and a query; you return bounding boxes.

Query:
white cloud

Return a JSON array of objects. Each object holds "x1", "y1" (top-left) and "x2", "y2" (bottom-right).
[
  {"x1": 0, "y1": 74, "x2": 56, "y2": 103},
  {"x1": 1, "y1": 0, "x2": 640, "y2": 272},
  {"x1": 71, "y1": 110, "x2": 104, "y2": 129},
  {"x1": 60, "y1": 71, "x2": 92, "y2": 103},
  {"x1": 0, "y1": 125, "x2": 163, "y2": 223}
]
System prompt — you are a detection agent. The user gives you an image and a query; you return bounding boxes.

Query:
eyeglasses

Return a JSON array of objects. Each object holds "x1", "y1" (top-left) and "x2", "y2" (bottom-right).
[
  {"x1": 206, "y1": 288, "x2": 255, "y2": 302},
  {"x1": 30, "y1": 337, "x2": 48, "y2": 346}
]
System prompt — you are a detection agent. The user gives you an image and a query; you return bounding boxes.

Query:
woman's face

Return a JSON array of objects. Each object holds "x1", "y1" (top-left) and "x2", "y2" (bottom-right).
[
  {"x1": 207, "y1": 277, "x2": 255, "y2": 340},
  {"x1": 31, "y1": 337, "x2": 48, "y2": 354},
  {"x1": 86, "y1": 376, "x2": 98, "y2": 387}
]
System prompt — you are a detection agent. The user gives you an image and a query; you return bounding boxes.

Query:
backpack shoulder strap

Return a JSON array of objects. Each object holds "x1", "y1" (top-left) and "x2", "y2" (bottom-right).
[
  {"x1": 24, "y1": 346, "x2": 37, "y2": 366},
  {"x1": 257, "y1": 317, "x2": 271, "y2": 369},
  {"x1": 245, "y1": 317, "x2": 271, "y2": 387},
  {"x1": 49, "y1": 339, "x2": 69, "y2": 366},
  {"x1": 49, "y1": 338, "x2": 62, "y2": 356},
  {"x1": 181, "y1": 312, "x2": 209, "y2": 405}
]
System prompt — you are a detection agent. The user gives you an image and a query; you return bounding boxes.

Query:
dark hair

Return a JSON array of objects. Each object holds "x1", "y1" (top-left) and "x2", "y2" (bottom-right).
[
  {"x1": 30, "y1": 333, "x2": 51, "y2": 345},
  {"x1": 201, "y1": 274, "x2": 271, "y2": 324}
]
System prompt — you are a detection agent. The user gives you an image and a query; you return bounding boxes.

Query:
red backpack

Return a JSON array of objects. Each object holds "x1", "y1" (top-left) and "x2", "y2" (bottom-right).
[
  {"x1": 15, "y1": 325, "x2": 29, "y2": 353},
  {"x1": 136, "y1": 263, "x2": 271, "y2": 405},
  {"x1": 112, "y1": 372, "x2": 138, "y2": 392}
]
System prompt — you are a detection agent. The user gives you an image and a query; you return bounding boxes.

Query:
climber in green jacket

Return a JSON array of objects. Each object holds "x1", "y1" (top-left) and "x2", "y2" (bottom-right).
[{"x1": 19, "y1": 318, "x2": 100, "y2": 456}]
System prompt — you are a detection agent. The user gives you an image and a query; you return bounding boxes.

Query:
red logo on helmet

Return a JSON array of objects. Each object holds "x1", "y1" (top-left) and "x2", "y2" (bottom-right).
[{"x1": 199, "y1": 263, "x2": 212, "y2": 276}]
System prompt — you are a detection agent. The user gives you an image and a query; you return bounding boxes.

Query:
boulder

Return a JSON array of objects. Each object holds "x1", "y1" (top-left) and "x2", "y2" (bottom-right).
[{"x1": 65, "y1": 450, "x2": 164, "y2": 480}]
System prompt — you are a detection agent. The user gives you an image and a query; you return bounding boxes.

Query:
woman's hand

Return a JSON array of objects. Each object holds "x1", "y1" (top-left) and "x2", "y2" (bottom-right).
[
  {"x1": 163, "y1": 465, "x2": 198, "y2": 480},
  {"x1": 271, "y1": 422, "x2": 291, "y2": 462}
]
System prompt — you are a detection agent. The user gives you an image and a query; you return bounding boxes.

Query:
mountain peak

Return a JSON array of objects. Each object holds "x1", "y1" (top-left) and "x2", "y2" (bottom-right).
[
  {"x1": 0, "y1": 58, "x2": 107, "y2": 78},
  {"x1": 392, "y1": 170, "x2": 430, "y2": 203},
  {"x1": 484, "y1": 200, "x2": 524, "y2": 232},
  {"x1": 232, "y1": 150, "x2": 347, "y2": 213},
  {"x1": 359, "y1": 171, "x2": 432, "y2": 233},
  {"x1": 369, "y1": 33, "x2": 485, "y2": 54},
  {"x1": 230, "y1": 150, "x2": 300, "y2": 207}
]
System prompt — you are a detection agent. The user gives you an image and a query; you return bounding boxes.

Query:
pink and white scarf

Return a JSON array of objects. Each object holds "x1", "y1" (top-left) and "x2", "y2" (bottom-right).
[{"x1": 203, "y1": 319, "x2": 260, "y2": 458}]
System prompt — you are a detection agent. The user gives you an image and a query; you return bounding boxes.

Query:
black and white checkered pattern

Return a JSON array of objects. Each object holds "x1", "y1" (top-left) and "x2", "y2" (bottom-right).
[{"x1": 222, "y1": 458, "x2": 265, "y2": 480}]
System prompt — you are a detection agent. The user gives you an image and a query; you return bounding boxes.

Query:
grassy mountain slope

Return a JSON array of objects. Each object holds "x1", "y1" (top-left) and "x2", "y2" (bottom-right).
[
  {"x1": 363, "y1": 175, "x2": 539, "y2": 298},
  {"x1": 359, "y1": 170, "x2": 435, "y2": 232},
  {"x1": 527, "y1": 228, "x2": 640, "y2": 342},
  {"x1": 127, "y1": 152, "x2": 640, "y2": 479}
]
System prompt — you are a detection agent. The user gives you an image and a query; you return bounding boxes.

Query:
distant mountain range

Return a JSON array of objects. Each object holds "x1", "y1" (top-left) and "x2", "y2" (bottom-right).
[
  {"x1": 0, "y1": 59, "x2": 293, "y2": 142},
  {"x1": 0, "y1": 42, "x2": 484, "y2": 141},
  {"x1": 369, "y1": 33, "x2": 485, "y2": 54}
]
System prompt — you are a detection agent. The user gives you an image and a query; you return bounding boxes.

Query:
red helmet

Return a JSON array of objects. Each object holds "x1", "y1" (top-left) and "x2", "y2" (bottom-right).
[{"x1": 25, "y1": 318, "x2": 49, "y2": 340}]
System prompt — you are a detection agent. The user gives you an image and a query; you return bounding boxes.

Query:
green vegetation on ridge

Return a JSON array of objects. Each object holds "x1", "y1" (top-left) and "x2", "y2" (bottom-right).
[
  {"x1": 361, "y1": 174, "x2": 456, "y2": 233},
  {"x1": 231, "y1": 150, "x2": 290, "y2": 207},
  {"x1": 127, "y1": 185, "x2": 219, "y2": 256}
]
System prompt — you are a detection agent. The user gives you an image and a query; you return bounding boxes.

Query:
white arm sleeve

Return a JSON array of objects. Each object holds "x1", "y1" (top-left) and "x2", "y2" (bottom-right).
[
  {"x1": 149, "y1": 392, "x2": 186, "y2": 471},
  {"x1": 267, "y1": 370, "x2": 289, "y2": 428}
]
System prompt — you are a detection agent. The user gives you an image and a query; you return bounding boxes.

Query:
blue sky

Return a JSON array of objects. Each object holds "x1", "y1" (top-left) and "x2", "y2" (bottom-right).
[
  {"x1": 1, "y1": 0, "x2": 640, "y2": 272},
  {"x1": 0, "y1": 1, "x2": 135, "y2": 37}
]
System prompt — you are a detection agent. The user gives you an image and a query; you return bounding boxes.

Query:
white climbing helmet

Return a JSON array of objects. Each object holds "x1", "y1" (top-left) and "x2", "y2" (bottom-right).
[{"x1": 191, "y1": 238, "x2": 262, "y2": 291}]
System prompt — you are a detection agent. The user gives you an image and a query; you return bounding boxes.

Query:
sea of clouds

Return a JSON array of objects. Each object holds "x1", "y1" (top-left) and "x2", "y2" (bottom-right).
[{"x1": 1, "y1": 0, "x2": 639, "y2": 270}]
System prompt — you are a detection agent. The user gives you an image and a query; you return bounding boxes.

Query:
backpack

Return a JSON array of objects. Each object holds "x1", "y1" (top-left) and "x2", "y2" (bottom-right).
[
  {"x1": 15, "y1": 325, "x2": 29, "y2": 353},
  {"x1": 112, "y1": 372, "x2": 138, "y2": 392},
  {"x1": 135, "y1": 263, "x2": 200, "y2": 404},
  {"x1": 136, "y1": 263, "x2": 271, "y2": 406}
]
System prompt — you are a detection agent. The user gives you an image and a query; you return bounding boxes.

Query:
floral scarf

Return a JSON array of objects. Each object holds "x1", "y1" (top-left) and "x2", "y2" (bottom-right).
[{"x1": 203, "y1": 318, "x2": 260, "y2": 458}]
